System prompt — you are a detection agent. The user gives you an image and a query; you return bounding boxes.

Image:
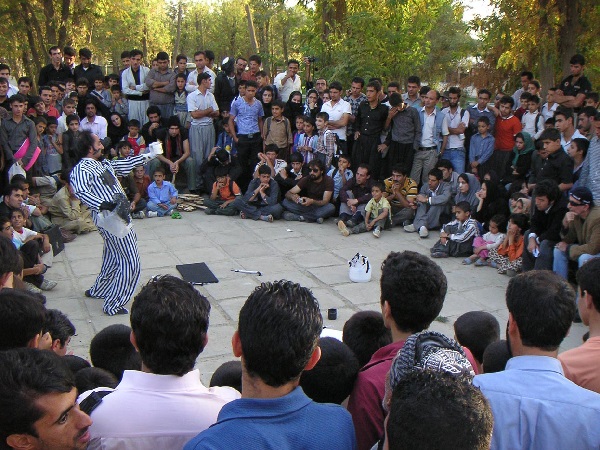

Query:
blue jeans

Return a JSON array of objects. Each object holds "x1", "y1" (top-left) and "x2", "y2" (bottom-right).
[
  {"x1": 147, "y1": 201, "x2": 176, "y2": 217},
  {"x1": 553, "y1": 247, "x2": 600, "y2": 279},
  {"x1": 282, "y1": 198, "x2": 336, "y2": 222},
  {"x1": 442, "y1": 147, "x2": 466, "y2": 174}
]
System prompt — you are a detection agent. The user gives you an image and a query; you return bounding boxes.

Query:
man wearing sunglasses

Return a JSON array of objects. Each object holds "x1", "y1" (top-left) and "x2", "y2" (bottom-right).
[{"x1": 553, "y1": 186, "x2": 600, "y2": 287}]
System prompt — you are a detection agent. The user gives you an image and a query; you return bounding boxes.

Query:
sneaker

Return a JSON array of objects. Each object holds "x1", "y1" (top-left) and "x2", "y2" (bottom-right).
[
  {"x1": 204, "y1": 208, "x2": 216, "y2": 215},
  {"x1": 131, "y1": 211, "x2": 145, "y2": 219},
  {"x1": 404, "y1": 224, "x2": 416, "y2": 233},
  {"x1": 316, "y1": 217, "x2": 324, "y2": 224},
  {"x1": 283, "y1": 212, "x2": 301, "y2": 221},
  {"x1": 106, "y1": 307, "x2": 129, "y2": 316},
  {"x1": 431, "y1": 251, "x2": 449, "y2": 258},
  {"x1": 373, "y1": 226, "x2": 381, "y2": 238},
  {"x1": 402, "y1": 220, "x2": 413, "y2": 227},
  {"x1": 25, "y1": 282, "x2": 42, "y2": 294},
  {"x1": 338, "y1": 220, "x2": 350, "y2": 237},
  {"x1": 147, "y1": 211, "x2": 158, "y2": 218},
  {"x1": 418, "y1": 226, "x2": 429, "y2": 238},
  {"x1": 260, "y1": 214, "x2": 274, "y2": 222},
  {"x1": 39, "y1": 279, "x2": 57, "y2": 291}
]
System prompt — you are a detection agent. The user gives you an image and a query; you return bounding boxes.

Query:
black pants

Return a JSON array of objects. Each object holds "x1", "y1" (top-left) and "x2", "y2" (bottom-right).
[
  {"x1": 21, "y1": 240, "x2": 43, "y2": 286},
  {"x1": 236, "y1": 135, "x2": 263, "y2": 192}
]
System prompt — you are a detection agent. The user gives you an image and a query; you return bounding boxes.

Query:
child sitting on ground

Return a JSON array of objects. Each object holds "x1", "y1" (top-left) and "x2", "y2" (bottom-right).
[
  {"x1": 146, "y1": 167, "x2": 178, "y2": 217},
  {"x1": 338, "y1": 182, "x2": 390, "y2": 238},
  {"x1": 464, "y1": 214, "x2": 506, "y2": 266},
  {"x1": 430, "y1": 201, "x2": 480, "y2": 258},
  {"x1": 204, "y1": 166, "x2": 241, "y2": 216},
  {"x1": 487, "y1": 212, "x2": 529, "y2": 275}
]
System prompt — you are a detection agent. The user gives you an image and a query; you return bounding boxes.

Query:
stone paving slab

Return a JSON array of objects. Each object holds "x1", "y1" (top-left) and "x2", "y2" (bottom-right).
[{"x1": 41, "y1": 210, "x2": 587, "y2": 384}]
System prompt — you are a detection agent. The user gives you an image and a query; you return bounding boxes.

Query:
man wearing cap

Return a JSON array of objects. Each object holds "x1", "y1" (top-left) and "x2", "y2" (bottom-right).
[
  {"x1": 553, "y1": 186, "x2": 600, "y2": 281},
  {"x1": 74, "y1": 48, "x2": 104, "y2": 89},
  {"x1": 150, "y1": 116, "x2": 196, "y2": 192}
]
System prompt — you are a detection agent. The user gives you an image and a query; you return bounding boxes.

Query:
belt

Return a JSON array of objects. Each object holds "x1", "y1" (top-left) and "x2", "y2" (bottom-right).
[
  {"x1": 237, "y1": 133, "x2": 260, "y2": 139},
  {"x1": 418, "y1": 146, "x2": 436, "y2": 151}
]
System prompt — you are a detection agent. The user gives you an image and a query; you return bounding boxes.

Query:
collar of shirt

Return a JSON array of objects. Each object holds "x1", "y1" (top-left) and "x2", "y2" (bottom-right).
[
  {"x1": 219, "y1": 386, "x2": 311, "y2": 419},
  {"x1": 421, "y1": 106, "x2": 437, "y2": 116},
  {"x1": 117, "y1": 369, "x2": 210, "y2": 392},
  {"x1": 472, "y1": 105, "x2": 490, "y2": 113},
  {"x1": 505, "y1": 355, "x2": 564, "y2": 376}
]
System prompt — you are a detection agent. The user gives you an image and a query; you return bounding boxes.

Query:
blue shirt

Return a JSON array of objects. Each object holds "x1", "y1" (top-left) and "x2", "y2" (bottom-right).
[
  {"x1": 327, "y1": 167, "x2": 353, "y2": 200},
  {"x1": 473, "y1": 356, "x2": 600, "y2": 450},
  {"x1": 184, "y1": 387, "x2": 357, "y2": 450},
  {"x1": 147, "y1": 181, "x2": 178, "y2": 204},
  {"x1": 230, "y1": 97, "x2": 264, "y2": 135},
  {"x1": 469, "y1": 133, "x2": 495, "y2": 164}
]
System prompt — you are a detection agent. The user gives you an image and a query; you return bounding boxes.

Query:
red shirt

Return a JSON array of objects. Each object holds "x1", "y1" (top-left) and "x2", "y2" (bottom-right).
[{"x1": 494, "y1": 115, "x2": 522, "y2": 151}]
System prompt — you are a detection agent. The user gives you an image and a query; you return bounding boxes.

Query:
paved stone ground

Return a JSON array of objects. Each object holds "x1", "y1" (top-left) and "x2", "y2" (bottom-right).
[{"x1": 43, "y1": 211, "x2": 586, "y2": 384}]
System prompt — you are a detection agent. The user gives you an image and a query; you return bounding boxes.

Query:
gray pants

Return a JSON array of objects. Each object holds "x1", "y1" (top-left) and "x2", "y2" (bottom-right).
[
  {"x1": 128, "y1": 100, "x2": 150, "y2": 126},
  {"x1": 189, "y1": 124, "x2": 216, "y2": 189},
  {"x1": 339, "y1": 192, "x2": 367, "y2": 218},
  {"x1": 413, "y1": 202, "x2": 445, "y2": 230},
  {"x1": 153, "y1": 103, "x2": 174, "y2": 119},
  {"x1": 391, "y1": 206, "x2": 415, "y2": 226},
  {"x1": 147, "y1": 157, "x2": 196, "y2": 192},
  {"x1": 233, "y1": 197, "x2": 283, "y2": 220},
  {"x1": 410, "y1": 149, "x2": 438, "y2": 186}
]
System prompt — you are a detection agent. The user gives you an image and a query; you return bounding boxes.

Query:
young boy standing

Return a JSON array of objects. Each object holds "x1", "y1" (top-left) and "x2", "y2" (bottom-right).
[
  {"x1": 92, "y1": 76, "x2": 112, "y2": 109},
  {"x1": 521, "y1": 95, "x2": 544, "y2": 139},
  {"x1": 468, "y1": 117, "x2": 495, "y2": 178},
  {"x1": 315, "y1": 112, "x2": 337, "y2": 168},
  {"x1": 490, "y1": 96, "x2": 522, "y2": 180},
  {"x1": 262, "y1": 100, "x2": 293, "y2": 161},
  {"x1": 110, "y1": 85, "x2": 129, "y2": 117},
  {"x1": 57, "y1": 98, "x2": 77, "y2": 135},
  {"x1": 541, "y1": 87, "x2": 558, "y2": 121},
  {"x1": 146, "y1": 167, "x2": 178, "y2": 217},
  {"x1": 338, "y1": 182, "x2": 391, "y2": 238}
]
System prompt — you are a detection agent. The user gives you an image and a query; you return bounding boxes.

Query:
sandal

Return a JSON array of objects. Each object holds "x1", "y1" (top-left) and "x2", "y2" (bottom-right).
[
  {"x1": 462, "y1": 257, "x2": 476, "y2": 265},
  {"x1": 171, "y1": 211, "x2": 182, "y2": 219}
]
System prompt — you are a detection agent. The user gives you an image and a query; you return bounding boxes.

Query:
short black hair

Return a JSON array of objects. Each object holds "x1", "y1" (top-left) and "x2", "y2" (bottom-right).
[
  {"x1": 577, "y1": 258, "x2": 600, "y2": 313},
  {"x1": 351, "y1": 77, "x2": 364, "y2": 87},
  {"x1": 380, "y1": 251, "x2": 446, "y2": 333},
  {"x1": 533, "y1": 179, "x2": 560, "y2": 203},
  {"x1": 238, "y1": 280, "x2": 322, "y2": 387},
  {"x1": 482, "y1": 340, "x2": 511, "y2": 373},
  {"x1": 146, "y1": 105, "x2": 161, "y2": 117},
  {"x1": 0, "y1": 290, "x2": 46, "y2": 351},
  {"x1": 290, "y1": 152, "x2": 304, "y2": 164},
  {"x1": 210, "y1": 360, "x2": 242, "y2": 392},
  {"x1": 499, "y1": 95, "x2": 515, "y2": 107},
  {"x1": 448, "y1": 86, "x2": 461, "y2": 97},
  {"x1": 477, "y1": 116, "x2": 491, "y2": 126},
  {"x1": 387, "y1": 370, "x2": 493, "y2": 450},
  {"x1": 390, "y1": 164, "x2": 409, "y2": 176},
  {"x1": 299, "y1": 337, "x2": 359, "y2": 404},
  {"x1": 131, "y1": 275, "x2": 211, "y2": 376},
  {"x1": 45, "y1": 309, "x2": 76, "y2": 348},
  {"x1": 90, "y1": 324, "x2": 142, "y2": 380},
  {"x1": 428, "y1": 168, "x2": 444, "y2": 180},
  {"x1": 0, "y1": 349, "x2": 76, "y2": 444},
  {"x1": 506, "y1": 271, "x2": 575, "y2": 350},
  {"x1": 0, "y1": 234, "x2": 20, "y2": 277},
  {"x1": 62, "y1": 355, "x2": 91, "y2": 375},
  {"x1": 570, "y1": 54, "x2": 585, "y2": 65},
  {"x1": 407, "y1": 75, "x2": 420, "y2": 85},
  {"x1": 121, "y1": 50, "x2": 131, "y2": 59},
  {"x1": 75, "y1": 367, "x2": 118, "y2": 393},
  {"x1": 455, "y1": 200, "x2": 472, "y2": 213},
  {"x1": 520, "y1": 71, "x2": 534, "y2": 80},
  {"x1": 156, "y1": 51, "x2": 169, "y2": 61},
  {"x1": 308, "y1": 158, "x2": 326, "y2": 173},
  {"x1": 343, "y1": 311, "x2": 392, "y2": 367},
  {"x1": 79, "y1": 47, "x2": 92, "y2": 59},
  {"x1": 554, "y1": 106, "x2": 574, "y2": 122},
  {"x1": 329, "y1": 81, "x2": 343, "y2": 91},
  {"x1": 454, "y1": 312, "x2": 500, "y2": 364},
  {"x1": 539, "y1": 127, "x2": 561, "y2": 142},
  {"x1": 257, "y1": 164, "x2": 271, "y2": 176},
  {"x1": 249, "y1": 54, "x2": 261, "y2": 65}
]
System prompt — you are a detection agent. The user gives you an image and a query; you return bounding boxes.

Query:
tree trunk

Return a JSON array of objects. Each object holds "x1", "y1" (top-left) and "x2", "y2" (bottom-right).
[
  {"x1": 18, "y1": 7, "x2": 43, "y2": 78},
  {"x1": 537, "y1": 0, "x2": 554, "y2": 98},
  {"x1": 557, "y1": 0, "x2": 579, "y2": 75},
  {"x1": 172, "y1": 1, "x2": 183, "y2": 66},
  {"x1": 57, "y1": 0, "x2": 71, "y2": 48},
  {"x1": 42, "y1": 0, "x2": 57, "y2": 45},
  {"x1": 22, "y1": 3, "x2": 47, "y2": 64},
  {"x1": 245, "y1": 4, "x2": 259, "y2": 53}
]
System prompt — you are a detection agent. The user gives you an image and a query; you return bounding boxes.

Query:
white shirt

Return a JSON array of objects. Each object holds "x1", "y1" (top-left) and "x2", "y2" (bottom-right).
[
  {"x1": 420, "y1": 107, "x2": 449, "y2": 148},
  {"x1": 561, "y1": 129, "x2": 587, "y2": 153},
  {"x1": 187, "y1": 89, "x2": 219, "y2": 126},
  {"x1": 186, "y1": 67, "x2": 216, "y2": 94},
  {"x1": 541, "y1": 102, "x2": 558, "y2": 121},
  {"x1": 80, "y1": 115, "x2": 108, "y2": 140},
  {"x1": 320, "y1": 99, "x2": 352, "y2": 141},
  {"x1": 274, "y1": 72, "x2": 302, "y2": 102},
  {"x1": 442, "y1": 106, "x2": 469, "y2": 148},
  {"x1": 521, "y1": 111, "x2": 544, "y2": 139},
  {"x1": 80, "y1": 369, "x2": 240, "y2": 450}
]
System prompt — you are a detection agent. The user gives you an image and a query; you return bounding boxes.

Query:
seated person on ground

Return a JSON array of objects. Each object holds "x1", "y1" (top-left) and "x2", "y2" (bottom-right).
[
  {"x1": 430, "y1": 201, "x2": 479, "y2": 258},
  {"x1": 146, "y1": 166, "x2": 178, "y2": 217},
  {"x1": 488, "y1": 213, "x2": 529, "y2": 275},
  {"x1": 384, "y1": 164, "x2": 418, "y2": 227},
  {"x1": 275, "y1": 152, "x2": 307, "y2": 196},
  {"x1": 204, "y1": 166, "x2": 242, "y2": 216},
  {"x1": 233, "y1": 164, "x2": 283, "y2": 222},
  {"x1": 464, "y1": 214, "x2": 506, "y2": 266},
  {"x1": 338, "y1": 181, "x2": 391, "y2": 238},
  {"x1": 253, "y1": 145, "x2": 287, "y2": 179},
  {"x1": 49, "y1": 170, "x2": 97, "y2": 233},
  {"x1": 338, "y1": 164, "x2": 373, "y2": 227}
]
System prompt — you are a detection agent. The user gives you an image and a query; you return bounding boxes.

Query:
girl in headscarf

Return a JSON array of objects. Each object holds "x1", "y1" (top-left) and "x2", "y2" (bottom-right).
[
  {"x1": 303, "y1": 89, "x2": 320, "y2": 119},
  {"x1": 454, "y1": 173, "x2": 481, "y2": 211},
  {"x1": 510, "y1": 132, "x2": 534, "y2": 180},
  {"x1": 107, "y1": 113, "x2": 129, "y2": 157},
  {"x1": 284, "y1": 91, "x2": 304, "y2": 132},
  {"x1": 474, "y1": 179, "x2": 510, "y2": 231}
]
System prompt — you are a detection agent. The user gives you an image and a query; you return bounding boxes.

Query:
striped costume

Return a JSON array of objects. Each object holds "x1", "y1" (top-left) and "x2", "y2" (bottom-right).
[{"x1": 70, "y1": 154, "x2": 152, "y2": 315}]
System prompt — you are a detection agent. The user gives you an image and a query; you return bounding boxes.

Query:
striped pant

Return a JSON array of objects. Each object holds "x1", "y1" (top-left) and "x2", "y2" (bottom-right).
[{"x1": 89, "y1": 226, "x2": 141, "y2": 315}]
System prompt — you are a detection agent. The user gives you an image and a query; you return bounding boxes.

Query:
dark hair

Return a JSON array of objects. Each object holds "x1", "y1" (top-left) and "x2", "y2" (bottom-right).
[
  {"x1": 499, "y1": 95, "x2": 515, "y2": 107},
  {"x1": 585, "y1": 92, "x2": 599, "y2": 103},
  {"x1": 75, "y1": 367, "x2": 118, "y2": 393},
  {"x1": 533, "y1": 179, "x2": 560, "y2": 203},
  {"x1": 528, "y1": 95, "x2": 540, "y2": 104},
  {"x1": 367, "y1": 81, "x2": 381, "y2": 92},
  {"x1": 519, "y1": 92, "x2": 532, "y2": 101},
  {"x1": 554, "y1": 106, "x2": 574, "y2": 122},
  {"x1": 454, "y1": 312, "x2": 500, "y2": 364},
  {"x1": 478, "y1": 89, "x2": 491, "y2": 98},
  {"x1": 539, "y1": 127, "x2": 561, "y2": 142},
  {"x1": 156, "y1": 51, "x2": 169, "y2": 61},
  {"x1": 299, "y1": 337, "x2": 359, "y2": 404},
  {"x1": 380, "y1": 251, "x2": 446, "y2": 333},
  {"x1": 0, "y1": 349, "x2": 76, "y2": 444},
  {"x1": 489, "y1": 214, "x2": 507, "y2": 232},
  {"x1": 287, "y1": 58, "x2": 300, "y2": 67},
  {"x1": 271, "y1": 99, "x2": 285, "y2": 109},
  {"x1": 570, "y1": 54, "x2": 585, "y2": 65},
  {"x1": 131, "y1": 275, "x2": 211, "y2": 376},
  {"x1": 419, "y1": 86, "x2": 431, "y2": 96},
  {"x1": 62, "y1": 355, "x2": 91, "y2": 375},
  {"x1": 520, "y1": 71, "x2": 534, "y2": 80},
  {"x1": 249, "y1": 54, "x2": 262, "y2": 65},
  {"x1": 257, "y1": 164, "x2": 271, "y2": 176},
  {"x1": 0, "y1": 63, "x2": 10, "y2": 73},
  {"x1": 245, "y1": 80, "x2": 258, "y2": 89},
  {"x1": 351, "y1": 77, "x2": 365, "y2": 87},
  {"x1": 428, "y1": 168, "x2": 444, "y2": 180},
  {"x1": 477, "y1": 116, "x2": 490, "y2": 126},
  {"x1": 74, "y1": 130, "x2": 96, "y2": 161},
  {"x1": 17, "y1": 77, "x2": 32, "y2": 86},
  {"x1": 372, "y1": 181, "x2": 385, "y2": 192},
  {"x1": 79, "y1": 47, "x2": 92, "y2": 59},
  {"x1": 577, "y1": 258, "x2": 600, "y2": 313},
  {"x1": 315, "y1": 111, "x2": 329, "y2": 121},
  {"x1": 210, "y1": 360, "x2": 242, "y2": 392},
  {"x1": 176, "y1": 54, "x2": 187, "y2": 63},
  {"x1": 308, "y1": 158, "x2": 326, "y2": 173},
  {"x1": 0, "y1": 290, "x2": 46, "y2": 351},
  {"x1": 338, "y1": 153, "x2": 350, "y2": 163},
  {"x1": 455, "y1": 200, "x2": 471, "y2": 213},
  {"x1": 506, "y1": 271, "x2": 575, "y2": 350},
  {"x1": 387, "y1": 370, "x2": 493, "y2": 450},
  {"x1": 146, "y1": 105, "x2": 161, "y2": 117},
  {"x1": 255, "y1": 70, "x2": 267, "y2": 78},
  {"x1": 264, "y1": 144, "x2": 279, "y2": 154},
  {"x1": 509, "y1": 213, "x2": 529, "y2": 233},
  {"x1": 44, "y1": 309, "x2": 76, "y2": 348},
  {"x1": 238, "y1": 280, "x2": 323, "y2": 387},
  {"x1": 120, "y1": 50, "x2": 131, "y2": 59},
  {"x1": 572, "y1": 138, "x2": 590, "y2": 158},
  {"x1": 8, "y1": 93, "x2": 26, "y2": 105},
  {"x1": 0, "y1": 235, "x2": 20, "y2": 277},
  {"x1": 391, "y1": 164, "x2": 409, "y2": 176},
  {"x1": 90, "y1": 324, "x2": 142, "y2": 381},
  {"x1": 130, "y1": 49, "x2": 143, "y2": 58},
  {"x1": 289, "y1": 152, "x2": 304, "y2": 164},
  {"x1": 128, "y1": 119, "x2": 141, "y2": 128},
  {"x1": 436, "y1": 159, "x2": 453, "y2": 170},
  {"x1": 328, "y1": 81, "x2": 343, "y2": 91},
  {"x1": 407, "y1": 75, "x2": 421, "y2": 85},
  {"x1": 482, "y1": 340, "x2": 510, "y2": 373},
  {"x1": 343, "y1": 311, "x2": 392, "y2": 367},
  {"x1": 448, "y1": 86, "x2": 461, "y2": 97},
  {"x1": 66, "y1": 113, "x2": 80, "y2": 126}
]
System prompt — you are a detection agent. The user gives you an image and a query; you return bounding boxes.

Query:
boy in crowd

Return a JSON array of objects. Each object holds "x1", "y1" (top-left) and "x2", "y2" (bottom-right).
[
  {"x1": 275, "y1": 152, "x2": 307, "y2": 196},
  {"x1": 342, "y1": 311, "x2": 392, "y2": 368},
  {"x1": 91, "y1": 76, "x2": 112, "y2": 109},
  {"x1": 339, "y1": 181, "x2": 391, "y2": 238},
  {"x1": 110, "y1": 85, "x2": 129, "y2": 116},
  {"x1": 327, "y1": 153, "x2": 353, "y2": 204},
  {"x1": 57, "y1": 97, "x2": 77, "y2": 134},
  {"x1": 132, "y1": 165, "x2": 151, "y2": 200},
  {"x1": 468, "y1": 116, "x2": 495, "y2": 178},
  {"x1": 262, "y1": 99, "x2": 292, "y2": 160},
  {"x1": 126, "y1": 119, "x2": 146, "y2": 156},
  {"x1": 205, "y1": 166, "x2": 242, "y2": 216},
  {"x1": 45, "y1": 309, "x2": 76, "y2": 356},
  {"x1": 430, "y1": 201, "x2": 479, "y2": 258},
  {"x1": 253, "y1": 145, "x2": 287, "y2": 179},
  {"x1": 534, "y1": 128, "x2": 573, "y2": 192},
  {"x1": 541, "y1": 87, "x2": 558, "y2": 121},
  {"x1": 453, "y1": 311, "x2": 500, "y2": 374},
  {"x1": 233, "y1": 164, "x2": 283, "y2": 222},
  {"x1": 521, "y1": 94, "x2": 544, "y2": 139},
  {"x1": 315, "y1": 111, "x2": 337, "y2": 168},
  {"x1": 490, "y1": 95, "x2": 522, "y2": 180},
  {"x1": 146, "y1": 167, "x2": 178, "y2": 217}
]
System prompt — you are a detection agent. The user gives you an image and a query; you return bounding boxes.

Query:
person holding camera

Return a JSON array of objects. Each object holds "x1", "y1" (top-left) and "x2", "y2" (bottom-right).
[{"x1": 274, "y1": 59, "x2": 302, "y2": 102}]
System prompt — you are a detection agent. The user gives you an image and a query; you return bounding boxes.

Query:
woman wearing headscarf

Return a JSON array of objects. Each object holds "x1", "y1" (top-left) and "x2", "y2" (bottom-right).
[
  {"x1": 510, "y1": 131, "x2": 535, "y2": 181},
  {"x1": 474, "y1": 179, "x2": 510, "y2": 231},
  {"x1": 303, "y1": 89, "x2": 320, "y2": 119},
  {"x1": 454, "y1": 173, "x2": 481, "y2": 211},
  {"x1": 284, "y1": 90, "x2": 304, "y2": 132},
  {"x1": 107, "y1": 113, "x2": 129, "y2": 157}
]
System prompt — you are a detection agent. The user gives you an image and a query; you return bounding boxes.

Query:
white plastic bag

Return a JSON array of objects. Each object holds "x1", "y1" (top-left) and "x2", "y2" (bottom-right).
[
  {"x1": 8, "y1": 162, "x2": 26, "y2": 180},
  {"x1": 348, "y1": 252, "x2": 372, "y2": 283},
  {"x1": 96, "y1": 209, "x2": 132, "y2": 239}
]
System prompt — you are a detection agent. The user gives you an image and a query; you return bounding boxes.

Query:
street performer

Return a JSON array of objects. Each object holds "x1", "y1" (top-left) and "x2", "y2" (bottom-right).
[{"x1": 69, "y1": 130, "x2": 161, "y2": 315}]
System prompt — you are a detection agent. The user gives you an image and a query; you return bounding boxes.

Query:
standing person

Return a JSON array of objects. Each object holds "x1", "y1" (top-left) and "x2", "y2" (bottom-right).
[
  {"x1": 38, "y1": 46, "x2": 71, "y2": 87},
  {"x1": 74, "y1": 48, "x2": 104, "y2": 89},
  {"x1": 554, "y1": 54, "x2": 593, "y2": 112},
  {"x1": 121, "y1": 49, "x2": 150, "y2": 126},
  {"x1": 402, "y1": 76, "x2": 421, "y2": 108},
  {"x1": 344, "y1": 77, "x2": 366, "y2": 158},
  {"x1": 489, "y1": 96, "x2": 522, "y2": 180},
  {"x1": 274, "y1": 59, "x2": 302, "y2": 102},
  {"x1": 241, "y1": 55, "x2": 261, "y2": 82},
  {"x1": 186, "y1": 51, "x2": 216, "y2": 95},
  {"x1": 229, "y1": 80, "x2": 264, "y2": 191},
  {"x1": 187, "y1": 72, "x2": 219, "y2": 191},
  {"x1": 321, "y1": 81, "x2": 352, "y2": 154},
  {"x1": 145, "y1": 51, "x2": 176, "y2": 119},
  {"x1": 69, "y1": 130, "x2": 160, "y2": 315},
  {"x1": 441, "y1": 87, "x2": 469, "y2": 173}
]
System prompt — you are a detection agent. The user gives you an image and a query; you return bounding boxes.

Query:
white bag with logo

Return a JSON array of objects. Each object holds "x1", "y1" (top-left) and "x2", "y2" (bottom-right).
[{"x1": 348, "y1": 252, "x2": 372, "y2": 283}]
